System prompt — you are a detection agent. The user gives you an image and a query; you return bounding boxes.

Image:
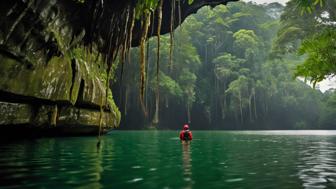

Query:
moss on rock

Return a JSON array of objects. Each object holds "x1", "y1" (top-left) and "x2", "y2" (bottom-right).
[{"x1": 0, "y1": 0, "x2": 121, "y2": 133}]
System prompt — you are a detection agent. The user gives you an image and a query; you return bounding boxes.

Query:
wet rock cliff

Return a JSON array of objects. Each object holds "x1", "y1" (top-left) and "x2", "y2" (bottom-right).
[{"x1": 0, "y1": 0, "x2": 234, "y2": 136}]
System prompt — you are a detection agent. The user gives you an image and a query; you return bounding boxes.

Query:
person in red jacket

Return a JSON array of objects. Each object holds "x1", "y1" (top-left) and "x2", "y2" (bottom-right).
[{"x1": 180, "y1": 124, "x2": 192, "y2": 142}]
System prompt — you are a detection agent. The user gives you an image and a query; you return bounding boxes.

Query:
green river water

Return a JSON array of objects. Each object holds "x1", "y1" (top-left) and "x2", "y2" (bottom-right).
[{"x1": 1, "y1": 130, "x2": 336, "y2": 189}]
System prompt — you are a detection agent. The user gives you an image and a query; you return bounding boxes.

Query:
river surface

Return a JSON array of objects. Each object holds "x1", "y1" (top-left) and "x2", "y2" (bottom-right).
[{"x1": 1, "y1": 130, "x2": 336, "y2": 189}]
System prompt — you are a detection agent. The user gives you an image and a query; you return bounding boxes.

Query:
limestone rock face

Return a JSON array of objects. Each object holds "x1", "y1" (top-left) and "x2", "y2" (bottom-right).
[
  {"x1": 0, "y1": 50, "x2": 121, "y2": 134},
  {"x1": 0, "y1": 55, "x2": 73, "y2": 103},
  {"x1": 0, "y1": 1, "x2": 120, "y2": 135},
  {"x1": 0, "y1": 53, "x2": 115, "y2": 108},
  {"x1": 0, "y1": 101, "x2": 118, "y2": 130},
  {"x1": 0, "y1": 51, "x2": 120, "y2": 134},
  {"x1": 56, "y1": 107, "x2": 118, "y2": 128},
  {"x1": 0, "y1": 102, "x2": 32, "y2": 125}
]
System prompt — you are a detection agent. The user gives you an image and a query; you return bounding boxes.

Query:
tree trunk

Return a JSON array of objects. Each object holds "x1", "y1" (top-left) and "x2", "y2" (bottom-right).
[
  {"x1": 214, "y1": 77, "x2": 218, "y2": 119},
  {"x1": 234, "y1": 108, "x2": 238, "y2": 126},
  {"x1": 152, "y1": 92, "x2": 159, "y2": 124},
  {"x1": 239, "y1": 91, "x2": 243, "y2": 124},
  {"x1": 253, "y1": 88, "x2": 257, "y2": 119},
  {"x1": 249, "y1": 96, "x2": 252, "y2": 122},
  {"x1": 187, "y1": 103, "x2": 191, "y2": 123},
  {"x1": 145, "y1": 41, "x2": 150, "y2": 110},
  {"x1": 265, "y1": 95, "x2": 268, "y2": 115},
  {"x1": 249, "y1": 90, "x2": 253, "y2": 122},
  {"x1": 124, "y1": 86, "x2": 128, "y2": 116},
  {"x1": 221, "y1": 99, "x2": 225, "y2": 119},
  {"x1": 205, "y1": 45, "x2": 208, "y2": 64},
  {"x1": 221, "y1": 82, "x2": 227, "y2": 120},
  {"x1": 165, "y1": 95, "x2": 169, "y2": 108}
]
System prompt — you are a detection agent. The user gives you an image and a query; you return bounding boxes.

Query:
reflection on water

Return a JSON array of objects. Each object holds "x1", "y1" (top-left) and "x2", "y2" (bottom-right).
[
  {"x1": 242, "y1": 130, "x2": 336, "y2": 136},
  {"x1": 297, "y1": 140, "x2": 336, "y2": 189},
  {"x1": 0, "y1": 131, "x2": 336, "y2": 189},
  {"x1": 0, "y1": 137, "x2": 106, "y2": 189},
  {"x1": 182, "y1": 143, "x2": 193, "y2": 189}
]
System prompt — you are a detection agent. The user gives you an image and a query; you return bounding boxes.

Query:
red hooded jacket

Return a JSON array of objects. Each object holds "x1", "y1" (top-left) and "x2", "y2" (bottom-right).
[{"x1": 180, "y1": 130, "x2": 192, "y2": 141}]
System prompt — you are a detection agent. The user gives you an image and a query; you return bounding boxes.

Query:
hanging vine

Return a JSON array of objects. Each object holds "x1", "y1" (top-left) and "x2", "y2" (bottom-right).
[
  {"x1": 119, "y1": 5, "x2": 131, "y2": 84},
  {"x1": 153, "y1": 0, "x2": 164, "y2": 124},
  {"x1": 178, "y1": 0, "x2": 182, "y2": 27},
  {"x1": 139, "y1": 12, "x2": 151, "y2": 115},
  {"x1": 157, "y1": 0, "x2": 164, "y2": 82},
  {"x1": 128, "y1": 9, "x2": 136, "y2": 64},
  {"x1": 169, "y1": 0, "x2": 176, "y2": 72},
  {"x1": 84, "y1": 0, "x2": 195, "y2": 128}
]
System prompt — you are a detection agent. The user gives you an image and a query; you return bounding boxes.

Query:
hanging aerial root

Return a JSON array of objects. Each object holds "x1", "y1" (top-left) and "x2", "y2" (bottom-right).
[
  {"x1": 97, "y1": 92, "x2": 104, "y2": 149},
  {"x1": 97, "y1": 7, "x2": 131, "y2": 144},
  {"x1": 152, "y1": 0, "x2": 164, "y2": 125},
  {"x1": 139, "y1": 11, "x2": 151, "y2": 116},
  {"x1": 119, "y1": 45, "x2": 126, "y2": 84},
  {"x1": 157, "y1": 0, "x2": 163, "y2": 83},
  {"x1": 127, "y1": 9, "x2": 136, "y2": 64},
  {"x1": 89, "y1": 0, "x2": 104, "y2": 52},
  {"x1": 145, "y1": 40, "x2": 150, "y2": 110},
  {"x1": 106, "y1": 14, "x2": 116, "y2": 60},
  {"x1": 169, "y1": 0, "x2": 176, "y2": 72},
  {"x1": 178, "y1": 0, "x2": 182, "y2": 27},
  {"x1": 119, "y1": 6, "x2": 131, "y2": 84}
]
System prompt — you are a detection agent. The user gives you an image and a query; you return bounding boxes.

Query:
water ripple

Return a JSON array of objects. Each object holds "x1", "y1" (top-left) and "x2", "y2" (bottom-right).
[{"x1": 1, "y1": 131, "x2": 336, "y2": 189}]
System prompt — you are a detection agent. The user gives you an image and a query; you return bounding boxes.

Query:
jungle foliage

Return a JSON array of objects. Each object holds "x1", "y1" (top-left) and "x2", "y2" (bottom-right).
[
  {"x1": 113, "y1": 1, "x2": 336, "y2": 130},
  {"x1": 274, "y1": 0, "x2": 336, "y2": 85}
]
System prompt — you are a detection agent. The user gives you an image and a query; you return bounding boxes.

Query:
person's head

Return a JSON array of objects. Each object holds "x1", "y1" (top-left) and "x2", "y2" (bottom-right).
[{"x1": 183, "y1": 124, "x2": 189, "y2": 130}]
